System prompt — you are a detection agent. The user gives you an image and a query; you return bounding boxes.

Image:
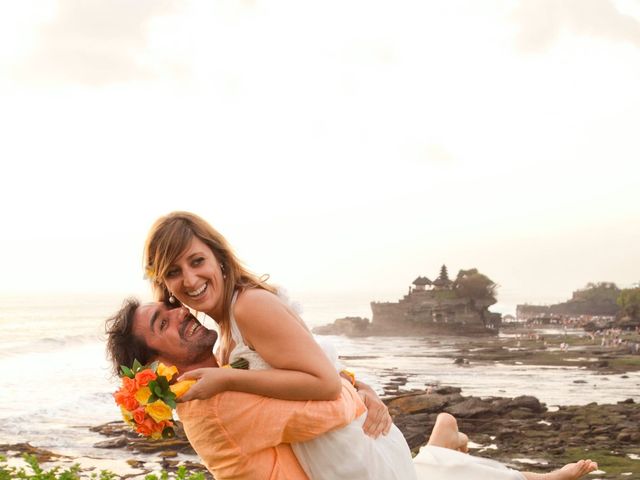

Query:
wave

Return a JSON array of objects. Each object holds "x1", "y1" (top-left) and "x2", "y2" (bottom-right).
[{"x1": 0, "y1": 333, "x2": 103, "y2": 358}]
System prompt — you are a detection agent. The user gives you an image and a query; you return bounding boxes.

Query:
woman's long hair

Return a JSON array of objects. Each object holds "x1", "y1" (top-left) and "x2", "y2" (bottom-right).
[{"x1": 144, "y1": 211, "x2": 276, "y2": 364}]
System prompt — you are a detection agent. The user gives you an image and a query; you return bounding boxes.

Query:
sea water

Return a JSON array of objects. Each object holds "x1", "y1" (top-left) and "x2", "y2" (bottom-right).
[{"x1": 0, "y1": 293, "x2": 639, "y2": 460}]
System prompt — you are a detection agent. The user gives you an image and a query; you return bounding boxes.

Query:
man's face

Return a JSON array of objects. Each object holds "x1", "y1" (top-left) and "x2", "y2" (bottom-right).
[{"x1": 132, "y1": 302, "x2": 217, "y2": 368}]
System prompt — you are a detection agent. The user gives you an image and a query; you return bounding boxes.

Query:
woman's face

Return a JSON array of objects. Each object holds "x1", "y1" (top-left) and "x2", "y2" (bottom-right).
[{"x1": 163, "y1": 236, "x2": 225, "y2": 319}]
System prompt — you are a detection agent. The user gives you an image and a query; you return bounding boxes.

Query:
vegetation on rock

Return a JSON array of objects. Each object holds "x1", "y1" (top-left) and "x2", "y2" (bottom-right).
[{"x1": 617, "y1": 287, "x2": 640, "y2": 320}]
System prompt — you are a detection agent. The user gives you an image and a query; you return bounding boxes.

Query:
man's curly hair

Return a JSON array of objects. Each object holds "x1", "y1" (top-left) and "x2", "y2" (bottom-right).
[{"x1": 104, "y1": 297, "x2": 158, "y2": 376}]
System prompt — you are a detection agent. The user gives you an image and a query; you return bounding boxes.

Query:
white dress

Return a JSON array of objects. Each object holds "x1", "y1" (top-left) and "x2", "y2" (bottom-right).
[{"x1": 228, "y1": 291, "x2": 525, "y2": 480}]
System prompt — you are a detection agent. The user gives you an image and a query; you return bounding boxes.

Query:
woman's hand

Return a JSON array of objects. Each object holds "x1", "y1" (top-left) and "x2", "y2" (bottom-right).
[
  {"x1": 357, "y1": 386, "x2": 392, "y2": 438},
  {"x1": 176, "y1": 368, "x2": 232, "y2": 402}
]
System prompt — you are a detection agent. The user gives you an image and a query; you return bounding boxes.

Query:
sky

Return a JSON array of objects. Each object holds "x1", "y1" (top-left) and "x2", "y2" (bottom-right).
[{"x1": 0, "y1": 0, "x2": 638, "y2": 311}]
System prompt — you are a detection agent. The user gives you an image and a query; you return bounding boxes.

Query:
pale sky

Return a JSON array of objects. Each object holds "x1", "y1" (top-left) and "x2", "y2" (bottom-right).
[{"x1": 0, "y1": 0, "x2": 638, "y2": 310}]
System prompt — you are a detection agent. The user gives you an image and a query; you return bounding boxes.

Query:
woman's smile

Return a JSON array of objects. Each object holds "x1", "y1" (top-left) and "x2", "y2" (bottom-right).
[{"x1": 187, "y1": 282, "x2": 208, "y2": 298}]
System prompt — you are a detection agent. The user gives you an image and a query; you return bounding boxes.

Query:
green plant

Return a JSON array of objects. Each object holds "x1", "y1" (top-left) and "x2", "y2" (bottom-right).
[
  {"x1": 0, "y1": 455, "x2": 206, "y2": 480},
  {"x1": 0, "y1": 454, "x2": 81, "y2": 480}
]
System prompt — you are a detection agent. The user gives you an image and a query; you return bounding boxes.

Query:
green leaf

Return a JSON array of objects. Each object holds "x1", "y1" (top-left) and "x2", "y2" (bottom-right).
[
  {"x1": 132, "y1": 359, "x2": 143, "y2": 373},
  {"x1": 155, "y1": 375, "x2": 170, "y2": 390},
  {"x1": 148, "y1": 394, "x2": 158, "y2": 403},
  {"x1": 165, "y1": 395, "x2": 176, "y2": 409},
  {"x1": 154, "y1": 385, "x2": 163, "y2": 397},
  {"x1": 120, "y1": 365, "x2": 134, "y2": 378}
]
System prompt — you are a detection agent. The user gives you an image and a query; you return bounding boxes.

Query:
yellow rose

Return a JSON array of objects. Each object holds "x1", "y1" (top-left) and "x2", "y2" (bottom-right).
[
  {"x1": 120, "y1": 406, "x2": 134, "y2": 426},
  {"x1": 145, "y1": 400, "x2": 173, "y2": 423},
  {"x1": 170, "y1": 379, "x2": 196, "y2": 399},
  {"x1": 135, "y1": 386, "x2": 152, "y2": 405},
  {"x1": 157, "y1": 363, "x2": 178, "y2": 381}
]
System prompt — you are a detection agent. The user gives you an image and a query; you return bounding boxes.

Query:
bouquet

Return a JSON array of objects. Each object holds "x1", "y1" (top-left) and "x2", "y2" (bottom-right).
[{"x1": 114, "y1": 358, "x2": 249, "y2": 439}]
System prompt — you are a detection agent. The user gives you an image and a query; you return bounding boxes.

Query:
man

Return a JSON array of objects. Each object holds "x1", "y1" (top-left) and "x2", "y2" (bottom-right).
[{"x1": 105, "y1": 298, "x2": 370, "y2": 480}]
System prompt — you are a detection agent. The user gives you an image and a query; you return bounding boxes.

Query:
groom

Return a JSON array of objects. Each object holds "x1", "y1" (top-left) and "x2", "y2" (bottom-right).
[{"x1": 105, "y1": 298, "x2": 367, "y2": 480}]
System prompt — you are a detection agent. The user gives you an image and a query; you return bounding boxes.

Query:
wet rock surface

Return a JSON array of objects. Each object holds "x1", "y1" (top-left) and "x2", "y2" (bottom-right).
[{"x1": 386, "y1": 385, "x2": 640, "y2": 477}]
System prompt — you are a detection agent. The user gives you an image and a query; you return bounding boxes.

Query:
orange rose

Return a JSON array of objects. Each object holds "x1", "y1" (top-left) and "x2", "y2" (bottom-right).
[
  {"x1": 122, "y1": 376, "x2": 137, "y2": 395},
  {"x1": 136, "y1": 418, "x2": 155, "y2": 437},
  {"x1": 113, "y1": 389, "x2": 126, "y2": 407},
  {"x1": 135, "y1": 369, "x2": 157, "y2": 387},
  {"x1": 150, "y1": 420, "x2": 173, "y2": 440},
  {"x1": 123, "y1": 395, "x2": 138, "y2": 411},
  {"x1": 132, "y1": 407, "x2": 146, "y2": 425},
  {"x1": 114, "y1": 390, "x2": 138, "y2": 411}
]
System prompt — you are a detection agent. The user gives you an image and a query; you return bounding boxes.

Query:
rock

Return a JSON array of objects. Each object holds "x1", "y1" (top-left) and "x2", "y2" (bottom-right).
[
  {"x1": 548, "y1": 446, "x2": 565, "y2": 455},
  {"x1": 446, "y1": 398, "x2": 493, "y2": 418},
  {"x1": 0, "y1": 443, "x2": 67, "y2": 463},
  {"x1": 496, "y1": 428, "x2": 520, "y2": 440},
  {"x1": 491, "y1": 395, "x2": 545, "y2": 415},
  {"x1": 505, "y1": 408, "x2": 537, "y2": 419},
  {"x1": 94, "y1": 437, "x2": 128, "y2": 449},
  {"x1": 617, "y1": 431, "x2": 633, "y2": 442},
  {"x1": 387, "y1": 393, "x2": 448, "y2": 415},
  {"x1": 388, "y1": 376, "x2": 408, "y2": 385},
  {"x1": 433, "y1": 386, "x2": 461, "y2": 395}
]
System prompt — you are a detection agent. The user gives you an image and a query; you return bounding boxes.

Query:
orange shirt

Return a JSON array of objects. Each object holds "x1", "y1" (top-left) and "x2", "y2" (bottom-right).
[{"x1": 177, "y1": 379, "x2": 366, "y2": 480}]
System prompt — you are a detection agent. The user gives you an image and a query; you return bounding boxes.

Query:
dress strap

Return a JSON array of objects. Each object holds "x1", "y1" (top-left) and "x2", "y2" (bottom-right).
[{"x1": 228, "y1": 290, "x2": 244, "y2": 344}]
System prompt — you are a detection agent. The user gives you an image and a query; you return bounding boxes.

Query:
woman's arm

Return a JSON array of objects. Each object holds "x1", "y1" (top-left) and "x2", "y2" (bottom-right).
[{"x1": 179, "y1": 289, "x2": 342, "y2": 401}]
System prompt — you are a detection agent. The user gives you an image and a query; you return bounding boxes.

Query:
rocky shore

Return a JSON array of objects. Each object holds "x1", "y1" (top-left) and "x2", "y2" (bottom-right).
[
  {"x1": 2, "y1": 381, "x2": 639, "y2": 479},
  {"x1": 386, "y1": 385, "x2": 640, "y2": 478},
  {"x1": 2, "y1": 331, "x2": 639, "y2": 478}
]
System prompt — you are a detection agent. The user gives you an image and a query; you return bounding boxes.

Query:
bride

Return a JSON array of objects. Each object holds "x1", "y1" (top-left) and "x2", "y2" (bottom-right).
[{"x1": 143, "y1": 211, "x2": 597, "y2": 480}]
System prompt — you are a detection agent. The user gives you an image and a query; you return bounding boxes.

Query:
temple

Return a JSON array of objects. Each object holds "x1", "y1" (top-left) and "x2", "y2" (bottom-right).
[{"x1": 313, "y1": 265, "x2": 502, "y2": 336}]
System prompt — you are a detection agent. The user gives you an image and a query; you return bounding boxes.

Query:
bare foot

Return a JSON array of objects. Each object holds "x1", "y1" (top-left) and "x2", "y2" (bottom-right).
[
  {"x1": 427, "y1": 413, "x2": 468, "y2": 453},
  {"x1": 523, "y1": 459, "x2": 598, "y2": 480}
]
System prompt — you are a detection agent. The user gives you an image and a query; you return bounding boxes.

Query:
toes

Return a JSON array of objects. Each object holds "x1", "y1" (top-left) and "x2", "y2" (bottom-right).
[{"x1": 457, "y1": 433, "x2": 469, "y2": 453}]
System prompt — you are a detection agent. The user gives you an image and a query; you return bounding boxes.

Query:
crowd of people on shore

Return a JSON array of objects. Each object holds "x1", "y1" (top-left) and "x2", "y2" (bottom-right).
[{"x1": 587, "y1": 328, "x2": 640, "y2": 353}]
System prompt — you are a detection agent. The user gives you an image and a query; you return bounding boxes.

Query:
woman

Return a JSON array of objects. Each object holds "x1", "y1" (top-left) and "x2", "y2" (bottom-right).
[{"x1": 144, "y1": 211, "x2": 597, "y2": 480}]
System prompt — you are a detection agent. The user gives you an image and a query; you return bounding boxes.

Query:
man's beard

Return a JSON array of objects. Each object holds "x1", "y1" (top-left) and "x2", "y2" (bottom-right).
[{"x1": 182, "y1": 329, "x2": 218, "y2": 364}]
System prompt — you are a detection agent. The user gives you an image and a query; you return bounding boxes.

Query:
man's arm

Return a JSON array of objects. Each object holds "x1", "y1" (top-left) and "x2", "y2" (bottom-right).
[{"x1": 217, "y1": 378, "x2": 366, "y2": 452}]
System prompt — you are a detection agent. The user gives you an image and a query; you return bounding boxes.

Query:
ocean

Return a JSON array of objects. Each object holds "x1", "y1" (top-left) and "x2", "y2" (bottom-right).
[{"x1": 1, "y1": 292, "x2": 639, "y2": 463}]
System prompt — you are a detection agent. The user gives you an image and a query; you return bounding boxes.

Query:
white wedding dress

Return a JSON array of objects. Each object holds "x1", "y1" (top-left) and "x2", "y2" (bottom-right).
[{"x1": 227, "y1": 291, "x2": 525, "y2": 480}]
